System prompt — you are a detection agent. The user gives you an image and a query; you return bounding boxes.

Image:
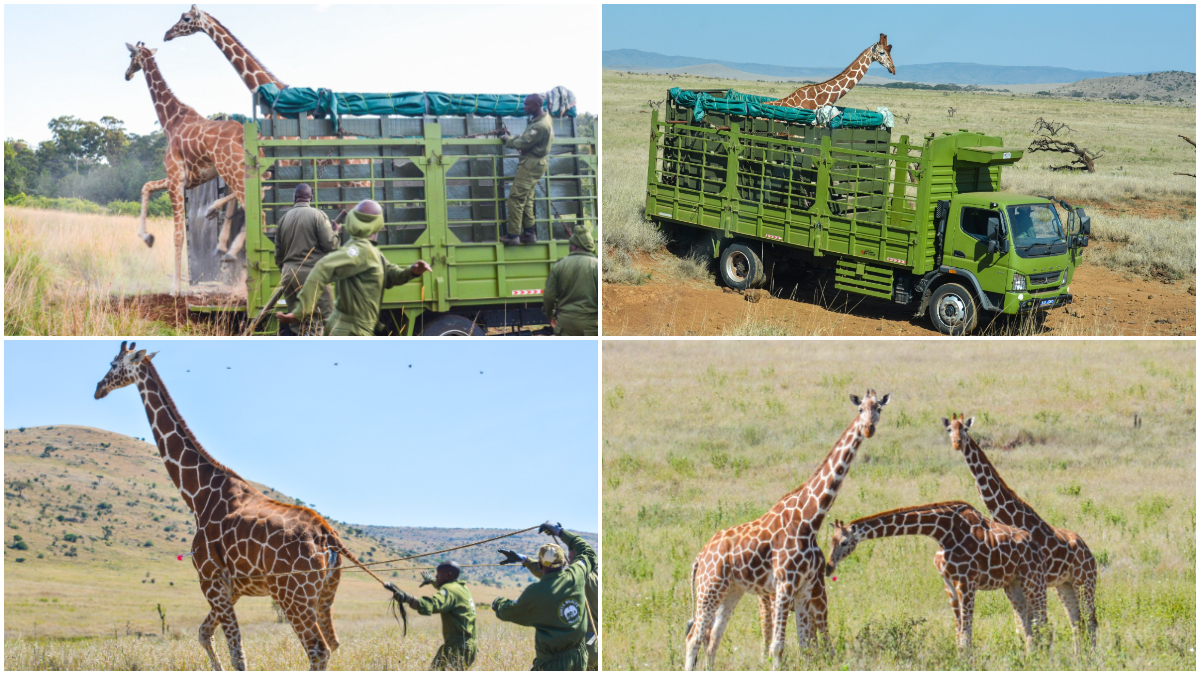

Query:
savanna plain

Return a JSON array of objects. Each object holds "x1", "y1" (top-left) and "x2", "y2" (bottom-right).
[
  {"x1": 602, "y1": 340, "x2": 1195, "y2": 669},
  {"x1": 603, "y1": 72, "x2": 1196, "y2": 335}
]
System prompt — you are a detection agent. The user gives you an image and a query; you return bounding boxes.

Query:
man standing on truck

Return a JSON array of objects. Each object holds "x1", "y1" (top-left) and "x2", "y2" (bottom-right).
[
  {"x1": 500, "y1": 93, "x2": 554, "y2": 246},
  {"x1": 498, "y1": 537, "x2": 598, "y2": 669},
  {"x1": 276, "y1": 199, "x2": 432, "y2": 335},
  {"x1": 491, "y1": 522, "x2": 595, "y2": 671},
  {"x1": 387, "y1": 562, "x2": 478, "y2": 670},
  {"x1": 273, "y1": 183, "x2": 337, "y2": 336},
  {"x1": 542, "y1": 223, "x2": 598, "y2": 336}
]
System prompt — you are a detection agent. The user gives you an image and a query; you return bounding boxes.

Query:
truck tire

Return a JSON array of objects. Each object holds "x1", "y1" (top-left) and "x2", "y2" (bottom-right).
[
  {"x1": 720, "y1": 243, "x2": 765, "y2": 290},
  {"x1": 929, "y1": 282, "x2": 979, "y2": 336},
  {"x1": 417, "y1": 313, "x2": 486, "y2": 336}
]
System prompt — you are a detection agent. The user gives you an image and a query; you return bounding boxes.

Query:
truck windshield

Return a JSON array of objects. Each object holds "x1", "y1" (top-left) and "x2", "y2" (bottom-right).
[{"x1": 1007, "y1": 203, "x2": 1066, "y2": 258}]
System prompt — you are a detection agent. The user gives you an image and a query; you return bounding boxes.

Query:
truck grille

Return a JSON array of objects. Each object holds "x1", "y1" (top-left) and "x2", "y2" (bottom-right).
[{"x1": 1029, "y1": 271, "x2": 1062, "y2": 286}]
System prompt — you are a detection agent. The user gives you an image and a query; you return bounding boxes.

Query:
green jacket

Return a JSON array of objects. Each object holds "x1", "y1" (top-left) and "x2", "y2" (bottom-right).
[
  {"x1": 293, "y1": 213, "x2": 417, "y2": 333},
  {"x1": 415, "y1": 580, "x2": 477, "y2": 647},
  {"x1": 495, "y1": 530, "x2": 596, "y2": 659},
  {"x1": 506, "y1": 112, "x2": 554, "y2": 159},
  {"x1": 544, "y1": 251, "x2": 598, "y2": 321},
  {"x1": 274, "y1": 203, "x2": 337, "y2": 271},
  {"x1": 521, "y1": 555, "x2": 597, "y2": 635}
]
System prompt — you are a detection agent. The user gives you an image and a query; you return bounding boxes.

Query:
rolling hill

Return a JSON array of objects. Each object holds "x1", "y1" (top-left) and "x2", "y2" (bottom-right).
[
  {"x1": 1048, "y1": 70, "x2": 1196, "y2": 103},
  {"x1": 604, "y1": 48, "x2": 1129, "y2": 85},
  {"x1": 3, "y1": 425, "x2": 596, "y2": 637}
]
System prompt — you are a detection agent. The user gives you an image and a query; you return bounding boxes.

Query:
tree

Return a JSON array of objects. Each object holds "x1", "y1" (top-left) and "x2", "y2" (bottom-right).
[
  {"x1": 4, "y1": 139, "x2": 38, "y2": 198},
  {"x1": 1028, "y1": 137, "x2": 1103, "y2": 173}
]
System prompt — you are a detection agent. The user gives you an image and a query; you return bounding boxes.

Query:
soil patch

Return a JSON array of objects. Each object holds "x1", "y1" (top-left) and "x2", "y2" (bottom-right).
[{"x1": 111, "y1": 292, "x2": 245, "y2": 333}]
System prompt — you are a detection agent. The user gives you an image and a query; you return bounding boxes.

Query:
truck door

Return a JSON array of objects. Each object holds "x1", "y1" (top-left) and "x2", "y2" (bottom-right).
[{"x1": 945, "y1": 204, "x2": 1008, "y2": 290}]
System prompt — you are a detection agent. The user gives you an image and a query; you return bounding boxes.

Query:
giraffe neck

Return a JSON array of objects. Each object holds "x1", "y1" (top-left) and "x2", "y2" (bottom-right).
[
  {"x1": 140, "y1": 55, "x2": 191, "y2": 131},
  {"x1": 202, "y1": 13, "x2": 286, "y2": 92},
  {"x1": 961, "y1": 434, "x2": 1044, "y2": 527},
  {"x1": 776, "y1": 46, "x2": 874, "y2": 105},
  {"x1": 848, "y1": 501, "x2": 971, "y2": 547},
  {"x1": 133, "y1": 361, "x2": 243, "y2": 520},
  {"x1": 802, "y1": 420, "x2": 865, "y2": 529}
]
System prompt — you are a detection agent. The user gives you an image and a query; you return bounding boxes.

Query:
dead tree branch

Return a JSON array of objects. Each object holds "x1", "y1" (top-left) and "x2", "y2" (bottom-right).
[
  {"x1": 1031, "y1": 117, "x2": 1073, "y2": 136},
  {"x1": 947, "y1": 107, "x2": 957, "y2": 118},
  {"x1": 1028, "y1": 137, "x2": 1103, "y2": 173},
  {"x1": 1179, "y1": 135, "x2": 1195, "y2": 147}
]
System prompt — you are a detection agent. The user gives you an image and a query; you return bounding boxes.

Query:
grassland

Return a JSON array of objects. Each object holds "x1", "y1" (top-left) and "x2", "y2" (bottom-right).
[
  {"x1": 4, "y1": 208, "x2": 234, "y2": 336},
  {"x1": 602, "y1": 341, "x2": 1195, "y2": 670},
  {"x1": 603, "y1": 71, "x2": 1197, "y2": 288},
  {"x1": 3, "y1": 425, "x2": 593, "y2": 669}
]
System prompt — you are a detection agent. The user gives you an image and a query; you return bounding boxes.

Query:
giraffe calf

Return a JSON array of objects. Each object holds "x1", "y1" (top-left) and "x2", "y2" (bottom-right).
[{"x1": 827, "y1": 501, "x2": 1049, "y2": 653}]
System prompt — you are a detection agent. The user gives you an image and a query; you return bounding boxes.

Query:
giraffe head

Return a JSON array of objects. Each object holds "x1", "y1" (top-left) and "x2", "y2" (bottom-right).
[
  {"x1": 825, "y1": 519, "x2": 860, "y2": 575},
  {"x1": 870, "y1": 34, "x2": 896, "y2": 75},
  {"x1": 164, "y1": 5, "x2": 209, "y2": 41},
  {"x1": 941, "y1": 413, "x2": 976, "y2": 452},
  {"x1": 124, "y1": 42, "x2": 157, "y2": 81},
  {"x1": 849, "y1": 389, "x2": 890, "y2": 438},
  {"x1": 95, "y1": 341, "x2": 158, "y2": 399}
]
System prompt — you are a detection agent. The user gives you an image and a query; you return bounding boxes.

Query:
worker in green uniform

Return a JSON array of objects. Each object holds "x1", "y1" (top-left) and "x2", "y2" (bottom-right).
[
  {"x1": 388, "y1": 562, "x2": 478, "y2": 670},
  {"x1": 499, "y1": 538, "x2": 599, "y2": 669},
  {"x1": 491, "y1": 522, "x2": 595, "y2": 671},
  {"x1": 499, "y1": 93, "x2": 554, "y2": 246},
  {"x1": 542, "y1": 222, "x2": 598, "y2": 336},
  {"x1": 273, "y1": 183, "x2": 337, "y2": 336},
  {"x1": 276, "y1": 199, "x2": 432, "y2": 335}
]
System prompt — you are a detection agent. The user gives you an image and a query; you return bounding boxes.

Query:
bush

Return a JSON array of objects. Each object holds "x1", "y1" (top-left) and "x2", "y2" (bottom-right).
[
  {"x1": 13, "y1": 540, "x2": 30, "y2": 551},
  {"x1": 62, "y1": 533, "x2": 79, "y2": 543},
  {"x1": 4, "y1": 193, "x2": 106, "y2": 214}
]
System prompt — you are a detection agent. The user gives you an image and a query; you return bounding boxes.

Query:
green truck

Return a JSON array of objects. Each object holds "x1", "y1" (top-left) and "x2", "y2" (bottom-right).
[
  {"x1": 196, "y1": 89, "x2": 596, "y2": 335},
  {"x1": 646, "y1": 89, "x2": 1091, "y2": 335}
]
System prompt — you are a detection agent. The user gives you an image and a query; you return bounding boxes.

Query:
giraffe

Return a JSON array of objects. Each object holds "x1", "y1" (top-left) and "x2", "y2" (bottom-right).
[
  {"x1": 942, "y1": 414, "x2": 1099, "y2": 650},
  {"x1": 164, "y1": 4, "x2": 371, "y2": 258},
  {"x1": 684, "y1": 390, "x2": 890, "y2": 670},
  {"x1": 125, "y1": 41, "x2": 247, "y2": 294},
  {"x1": 94, "y1": 341, "x2": 388, "y2": 670},
  {"x1": 826, "y1": 501, "x2": 1048, "y2": 652},
  {"x1": 763, "y1": 34, "x2": 895, "y2": 110}
]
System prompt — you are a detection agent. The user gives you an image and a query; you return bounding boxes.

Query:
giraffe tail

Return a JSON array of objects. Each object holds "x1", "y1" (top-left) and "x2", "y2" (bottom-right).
[
  {"x1": 326, "y1": 534, "x2": 408, "y2": 637},
  {"x1": 685, "y1": 560, "x2": 698, "y2": 639}
]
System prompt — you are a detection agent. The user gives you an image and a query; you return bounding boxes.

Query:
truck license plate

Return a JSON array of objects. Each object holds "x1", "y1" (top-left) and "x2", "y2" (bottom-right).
[{"x1": 1039, "y1": 298, "x2": 1056, "y2": 308}]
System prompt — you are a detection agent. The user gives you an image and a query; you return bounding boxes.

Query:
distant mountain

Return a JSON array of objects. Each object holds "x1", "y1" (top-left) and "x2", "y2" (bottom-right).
[{"x1": 604, "y1": 48, "x2": 1130, "y2": 85}]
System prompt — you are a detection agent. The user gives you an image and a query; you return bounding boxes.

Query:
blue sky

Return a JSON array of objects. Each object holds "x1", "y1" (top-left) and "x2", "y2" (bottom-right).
[
  {"x1": 4, "y1": 4, "x2": 600, "y2": 145},
  {"x1": 4, "y1": 339, "x2": 599, "y2": 533},
  {"x1": 604, "y1": 4, "x2": 1196, "y2": 74}
]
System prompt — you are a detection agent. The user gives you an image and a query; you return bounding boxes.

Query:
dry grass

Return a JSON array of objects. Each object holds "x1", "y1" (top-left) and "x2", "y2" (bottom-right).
[
  {"x1": 601, "y1": 71, "x2": 1197, "y2": 284},
  {"x1": 602, "y1": 341, "x2": 1196, "y2": 670},
  {"x1": 1088, "y1": 214, "x2": 1196, "y2": 280},
  {"x1": 4, "y1": 208, "x2": 227, "y2": 336}
]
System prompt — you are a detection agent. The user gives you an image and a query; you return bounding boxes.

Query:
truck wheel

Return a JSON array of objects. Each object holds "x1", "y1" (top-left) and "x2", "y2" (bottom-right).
[
  {"x1": 929, "y1": 282, "x2": 979, "y2": 336},
  {"x1": 417, "y1": 313, "x2": 485, "y2": 336},
  {"x1": 720, "y1": 243, "x2": 765, "y2": 290}
]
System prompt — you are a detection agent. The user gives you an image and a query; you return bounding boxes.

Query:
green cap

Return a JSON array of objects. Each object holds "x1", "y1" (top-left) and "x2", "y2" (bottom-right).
[{"x1": 568, "y1": 223, "x2": 595, "y2": 253}]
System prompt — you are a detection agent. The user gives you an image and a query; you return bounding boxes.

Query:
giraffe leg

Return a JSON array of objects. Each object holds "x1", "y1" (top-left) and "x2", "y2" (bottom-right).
[
  {"x1": 1003, "y1": 583, "x2": 1031, "y2": 648},
  {"x1": 803, "y1": 578, "x2": 829, "y2": 654},
  {"x1": 757, "y1": 594, "x2": 773, "y2": 662},
  {"x1": 315, "y1": 566, "x2": 342, "y2": 652},
  {"x1": 684, "y1": 580, "x2": 723, "y2": 671},
  {"x1": 1023, "y1": 575, "x2": 1048, "y2": 653},
  {"x1": 278, "y1": 586, "x2": 332, "y2": 671},
  {"x1": 769, "y1": 582, "x2": 797, "y2": 669},
  {"x1": 163, "y1": 155, "x2": 187, "y2": 297},
  {"x1": 198, "y1": 608, "x2": 224, "y2": 671},
  {"x1": 200, "y1": 579, "x2": 247, "y2": 671},
  {"x1": 1056, "y1": 583, "x2": 1083, "y2": 654},
  {"x1": 942, "y1": 576, "x2": 963, "y2": 649},
  {"x1": 138, "y1": 178, "x2": 168, "y2": 248},
  {"x1": 705, "y1": 587, "x2": 744, "y2": 667},
  {"x1": 1080, "y1": 576, "x2": 1098, "y2": 649},
  {"x1": 957, "y1": 584, "x2": 976, "y2": 653}
]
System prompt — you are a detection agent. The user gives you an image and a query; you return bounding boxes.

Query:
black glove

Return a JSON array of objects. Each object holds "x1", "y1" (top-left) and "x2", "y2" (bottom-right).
[
  {"x1": 491, "y1": 597, "x2": 505, "y2": 612},
  {"x1": 419, "y1": 571, "x2": 436, "y2": 587},
  {"x1": 498, "y1": 549, "x2": 524, "y2": 565},
  {"x1": 539, "y1": 521, "x2": 564, "y2": 537},
  {"x1": 385, "y1": 582, "x2": 411, "y2": 604}
]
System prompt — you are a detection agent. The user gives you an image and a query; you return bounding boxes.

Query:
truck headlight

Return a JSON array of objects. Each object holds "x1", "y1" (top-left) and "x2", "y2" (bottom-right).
[{"x1": 1013, "y1": 273, "x2": 1027, "y2": 292}]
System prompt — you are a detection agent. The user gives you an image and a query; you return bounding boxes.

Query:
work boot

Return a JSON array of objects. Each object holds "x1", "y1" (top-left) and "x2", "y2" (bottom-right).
[
  {"x1": 499, "y1": 233, "x2": 521, "y2": 245},
  {"x1": 519, "y1": 226, "x2": 538, "y2": 245}
]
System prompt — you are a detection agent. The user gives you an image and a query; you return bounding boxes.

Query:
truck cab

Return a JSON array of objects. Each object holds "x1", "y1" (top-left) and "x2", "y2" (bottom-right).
[{"x1": 929, "y1": 191, "x2": 1090, "y2": 334}]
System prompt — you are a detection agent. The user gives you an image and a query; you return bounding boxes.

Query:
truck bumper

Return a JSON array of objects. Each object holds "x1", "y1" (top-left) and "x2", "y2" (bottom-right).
[{"x1": 1001, "y1": 291, "x2": 1073, "y2": 314}]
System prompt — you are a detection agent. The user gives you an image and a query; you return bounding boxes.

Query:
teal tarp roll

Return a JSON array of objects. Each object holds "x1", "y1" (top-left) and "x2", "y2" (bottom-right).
[
  {"x1": 668, "y1": 88, "x2": 886, "y2": 129},
  {"x1": 256, "y1": 84, "x2": 575, "y2": 132}
]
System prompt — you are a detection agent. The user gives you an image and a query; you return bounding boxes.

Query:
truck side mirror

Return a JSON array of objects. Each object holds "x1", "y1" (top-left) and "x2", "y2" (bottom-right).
[
  {"x1": 986, "y1": 216, "x2": 1006, "y2": 254},
  {"x1": 1077, "y1": 211, "x2": 1091, "y2": 236}
]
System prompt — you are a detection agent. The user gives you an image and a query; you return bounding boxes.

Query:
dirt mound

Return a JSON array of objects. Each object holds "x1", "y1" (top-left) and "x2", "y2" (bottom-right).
[{"x1": 110, "y1": 292, "x2": 245, "y2": 333}]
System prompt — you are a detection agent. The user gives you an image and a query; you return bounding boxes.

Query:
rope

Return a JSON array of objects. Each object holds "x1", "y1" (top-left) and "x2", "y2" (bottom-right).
[{"x1": 193, "y1": 525, "x2": 540, "y2": 582}]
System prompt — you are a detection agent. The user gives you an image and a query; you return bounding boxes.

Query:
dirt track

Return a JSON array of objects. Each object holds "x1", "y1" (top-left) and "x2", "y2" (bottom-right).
[{"x1": 602, "y1": 262, "x2": 1196, "y2": 336}]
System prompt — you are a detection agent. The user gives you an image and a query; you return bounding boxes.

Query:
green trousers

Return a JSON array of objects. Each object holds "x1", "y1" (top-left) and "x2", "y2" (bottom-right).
[
  {"x1": 507, "y1": 156, "x2": 548, "y2": 235},
  {"x1": 281, "y1": 264, "x2": 332, "y2": 336},
  {"x1": 323, "y1": 311, "x2": 375, "y2": 336},
  {"x1": 532, "y1": 642, "x2": 587, "y2": 671},
  {"x1": 554, "y1": 313, "x2": 598, "y2": 337},
  {"x1": 432, "y1": 641, "x2": 477, "y2": 671}
]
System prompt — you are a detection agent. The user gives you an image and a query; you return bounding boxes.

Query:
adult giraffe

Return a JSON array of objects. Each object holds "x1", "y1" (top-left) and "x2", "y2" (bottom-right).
[
  {"x1": 942, "y1": 414, "x2": 1099, "y2": 650},
  {"x1": 684, "y1": 390, "x2": 890, "y2": 670},
  {"x1": 93, "y1": 341, "x2": 390, "y2": 670},
  {"x1": 827, "y1": 501, "x2": 1048, "y2": 652},
  {"x1": 763, "y1": 34, "x2": 895, "y2": 110},
  {"x1": 125, "y1": 41, "x2": 247, "y2": 296}
]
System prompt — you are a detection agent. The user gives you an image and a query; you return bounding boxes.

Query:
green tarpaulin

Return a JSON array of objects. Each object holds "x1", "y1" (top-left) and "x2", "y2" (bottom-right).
[
  {"x1": 256, "y1": 84, "x2": 574, "y2": 132},
  {"x1": 669, "y1": 88, "x2": 887, "y2": 129}
]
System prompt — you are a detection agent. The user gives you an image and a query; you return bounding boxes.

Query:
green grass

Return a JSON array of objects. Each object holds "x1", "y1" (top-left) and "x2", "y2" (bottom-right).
[{"x1": 602, "y1": 340, "x2": 1195, "y2": 670}]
